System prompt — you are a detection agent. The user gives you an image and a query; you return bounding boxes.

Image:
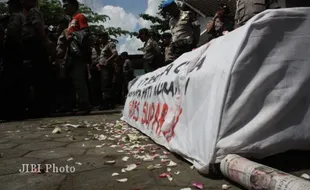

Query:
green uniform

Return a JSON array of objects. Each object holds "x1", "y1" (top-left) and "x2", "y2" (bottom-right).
[
  {"x1": 169, "y1": 10, "x2": 200, "y2": 60},
  {"x1": 99, "y1": 41, "x2": 117, "y2": 108},
  {"x1": 235, "y1": 0, "x2": 280, "y2": 27},
  {"x1": 143, "y1": 38, "x2": 161, "y2": 72},
  {"x1": 22, "y1": 8, "x2": 51, "y2": 118},
  {"x1": 1, "y1": 12, "x2": 25, "y2": 120}
]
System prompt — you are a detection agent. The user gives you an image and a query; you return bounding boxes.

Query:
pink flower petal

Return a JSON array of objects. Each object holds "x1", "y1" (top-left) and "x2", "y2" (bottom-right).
[
  {"x1": 159, "y1": 173, "x2": 172, "y2": 178},
  {"x1": 192, "y1": 182, "x2": 204, "y2": 189}
]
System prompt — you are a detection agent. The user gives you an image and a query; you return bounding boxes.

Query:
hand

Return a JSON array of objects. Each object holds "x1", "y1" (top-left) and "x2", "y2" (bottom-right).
[
  {"x1": 223, "y1": 31, "x2": 229, "y2": 35},
  {"x1": 67, "y1": 35, "x2": 73, "y2": 42},
  {"x1": 96, "y1": 64, "x2": 101, "y2": 71},
  {"x1": 88, "y1": 73, "x2": 92, "y2": 80}
]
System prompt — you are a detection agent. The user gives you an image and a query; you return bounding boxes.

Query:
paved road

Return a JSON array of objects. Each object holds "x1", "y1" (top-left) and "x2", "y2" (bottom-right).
[
  {"x1": 0, "y1": 114, "x2": 238, "y2": 190},
  {"x1": 0, "y1": 114, "x2": 309, "y2": 190}
]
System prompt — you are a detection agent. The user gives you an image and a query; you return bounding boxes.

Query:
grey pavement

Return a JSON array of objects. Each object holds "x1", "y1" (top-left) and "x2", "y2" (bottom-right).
[{"x1": 0, "y1": 114, "x2": 309, "y2": 190}]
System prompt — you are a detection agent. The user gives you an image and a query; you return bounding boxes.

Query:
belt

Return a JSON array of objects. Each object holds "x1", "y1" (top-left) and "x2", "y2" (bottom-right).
[{"x1": 172, "y1": 39, "x2": 193, "y2": 48}]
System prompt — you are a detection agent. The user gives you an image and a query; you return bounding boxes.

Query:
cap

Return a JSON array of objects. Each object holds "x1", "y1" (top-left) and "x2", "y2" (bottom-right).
[
  {"x1": 162, "y1": 0, "x2": 175, "y2": 9},
  {"x1": 120, "y1": 52, "x2": 129, "y2": 57},
  {"x1": 137, "y1": 28, "x2": 149, "y2": 39}
]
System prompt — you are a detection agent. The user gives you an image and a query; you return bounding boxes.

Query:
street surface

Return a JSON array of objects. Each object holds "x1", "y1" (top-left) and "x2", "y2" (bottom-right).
[{"x1": 0, "y1": 113, "x2": 309, "y2": 190}]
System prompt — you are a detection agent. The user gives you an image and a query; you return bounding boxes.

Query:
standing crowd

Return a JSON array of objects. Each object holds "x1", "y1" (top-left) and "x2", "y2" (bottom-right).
[
  {"x1": 0, "y1": 0, "x2": 135, "y2": 121},
  {"x1": 0, "y1": 0, "x2": 304, "y2": 121}
]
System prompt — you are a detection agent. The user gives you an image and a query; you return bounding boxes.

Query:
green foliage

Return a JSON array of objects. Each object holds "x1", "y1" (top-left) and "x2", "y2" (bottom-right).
[
  {"x1": 39, "y1": 0, "x2": 64, "y2": 25},
  {"x1": 0, "y1": 2, "x2": 8, "y2": 17},
  {"x1": 138, "y1": 1, "x2": 170, "y2": 34}
]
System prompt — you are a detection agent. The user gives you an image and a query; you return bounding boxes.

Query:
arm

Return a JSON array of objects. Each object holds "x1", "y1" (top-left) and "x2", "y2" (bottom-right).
[
  {"x1": 56, "y1": 30, "x2": 68, "y2": 59},
  {"x1": 104, "y1": 42, "x2": 118, "y2": 66},
  {"x1": 6, "y1": 13, "x2": 22, "y2": 41},
  {"x1": 30, "y1": 9, "x2": 50, "y2": 46}
]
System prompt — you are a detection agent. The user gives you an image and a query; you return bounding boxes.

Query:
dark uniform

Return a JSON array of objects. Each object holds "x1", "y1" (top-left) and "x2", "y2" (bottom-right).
[
  {"x1": 122, "y1": 57, "x2": 134, "y2": 96},
  {"x1": 169, "y1": 10, "x2": 200, "y2": 60},
  {"x1": 90, "y1": 46, "x2": 102, "y2": 107},
  {"x1": 66, "y1": 12, "x2": 91, "y2": 113},
  {"x1": 22, "y1": 8, "x2": 51, "y2": 117},
  {"x1": 0, "y1": 3, "x2": 25, "y2": 120},
  {"x1": 113, "y1": 56, "x2": 123, "y2": 105},
  {"x1": 99, "y1": 41, "x2": 117, "y2": 108},
  {"x1": 55, "y1": 29, "x2": 76, "y2": 112},
  {"x1": 235, "y1": 0, "x2": 280, "y2": 28},
  {"x1": 164, "y1": 44, "x2": 174, "y2": 65},
  {"x1": 143, "y1": 38, "x2": 161, "y2": 73}
]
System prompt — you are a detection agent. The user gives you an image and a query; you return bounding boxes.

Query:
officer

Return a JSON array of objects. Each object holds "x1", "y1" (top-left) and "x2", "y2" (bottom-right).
[
  {"x1": 63, "y1": 0, "x2": 92, "y2": 115},
  {"x1": 21, "y1": 0, "x2": 52, "y2": 118},
  {"x1": 96, "y1": 32, "x2": 117, "y2": 110},
  {"x1": 0, "y1": 0, "x2": 25, "y2": 120},
  {"x1": 89, "y1": 38, "x2": 102, "y2": 108},
  {"x1": 120, "y1": 52, "x2": 134, "y2": 97},
  {"x1": 161, "y1": 33, "x2": 174, "y2": 65},
  {"x1": 137, "y1": 28, "x2": 161, "y2": 73},
  {"x1": 55, "y1": 18, "x2": 76, "y2": 113},
  {"x1": 235, "y1": 0, "x2": 281, "y2": 28},
  {"x1": 162, "y1": 0, "x2": 200, "y2": 60}
]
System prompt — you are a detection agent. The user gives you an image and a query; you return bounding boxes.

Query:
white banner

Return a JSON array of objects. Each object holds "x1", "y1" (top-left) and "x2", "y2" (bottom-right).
[{"x1": 122, "y1": 8, "x2": 310, "y2": 174}]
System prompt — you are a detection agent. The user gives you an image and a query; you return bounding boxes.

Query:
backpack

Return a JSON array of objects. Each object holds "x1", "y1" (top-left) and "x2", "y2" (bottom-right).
[{"x1": 69, "y1": 29, "x2": 92, "y2": 61}]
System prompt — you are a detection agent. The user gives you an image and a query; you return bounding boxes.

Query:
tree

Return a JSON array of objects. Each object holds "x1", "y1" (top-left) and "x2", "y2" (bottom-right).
[
  {"x1": 0, "y1": 0, "x2": 134, "y2": 42},
  {"x1": 137, "y1": 1, "x2": 170, "y2": 51},
  {"x1": 138, "y1": 1, "x2": 170, "y2": 36},
  {"x1": 0, "y1": 2, "x2": 8, "y2": 17}
]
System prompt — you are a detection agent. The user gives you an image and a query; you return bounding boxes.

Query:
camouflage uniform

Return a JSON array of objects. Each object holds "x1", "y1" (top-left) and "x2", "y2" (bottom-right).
[
  {"x1": 22, "y1": 8, "x2": 51, "y2": 117},
  {"x1": 0, "y1": 11, "x2": 25, "y2": 120},
  {"x1": 123, "y1": 58, "x2": 134, "y2": 96},
  {"x1": 143, "y1": 38, "x2": 161, "y2": 73},
  {"x1": 99, "y1": 41, "x2": 117, "y2": 107},
  {"x1": 169, "y1": 10, "x2": 200, "y2": 60},
  {"x1": 164, "y1": 44, "x2": 174, "y2": 65},
  {"x1": 235, "y1": 0, "x2": 280, "y2": 27},
  {"x1": 66, "y1": 12, "x2": 92, "y2": 113},
  {"x1": 90, "y1": 47, "x2": 102, "y2": 106},
  {"x1": 54, "y1": 29, "x2": 76, "y2": 111}
]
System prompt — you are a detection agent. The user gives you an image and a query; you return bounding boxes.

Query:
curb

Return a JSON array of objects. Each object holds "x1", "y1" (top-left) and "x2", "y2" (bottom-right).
[{"x1": 49, "y1": 109, "x2": 123, "y2": 118}]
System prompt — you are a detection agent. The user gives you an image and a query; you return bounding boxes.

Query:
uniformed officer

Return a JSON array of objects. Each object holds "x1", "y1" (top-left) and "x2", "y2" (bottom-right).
[
  {"x1": 89, "y1": 38, "x2": 102, "y2": 108},
  {"x1": 235, "y1": 0, "x2": 281, "y2": 28},
  {"x1": 21, "y1": 0, "x2": 52, "y2": 118},
  {"x1": 162, "y1": 0, "x2": 200, "y2": 60},
  {"x1": 0, "y1": 0, "x2": 25, "y2": 120},
  {"x1": 161, "y1": 33, "x2": 174, "y2": 65},
  {"x1": 120, "y1": 52, "x2": 134, "y2": 98},
  {"x1": 63, "y1": 0, "x2": 92, "y2": 115},
  {"x1": 96, "y1": 32, "x2": 118, "y2": 110},
  {"x1": 54, "y1": 18, "x2": 77, "y2": 113},
  {"x1": 137, "y1": 28, "x2": 161, "y2": 73}
]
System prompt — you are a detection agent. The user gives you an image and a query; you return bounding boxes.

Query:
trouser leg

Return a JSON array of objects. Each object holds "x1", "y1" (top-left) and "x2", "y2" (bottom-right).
[{"x1": 70, "y1": 61, "x2": 91, "y2": 111}]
